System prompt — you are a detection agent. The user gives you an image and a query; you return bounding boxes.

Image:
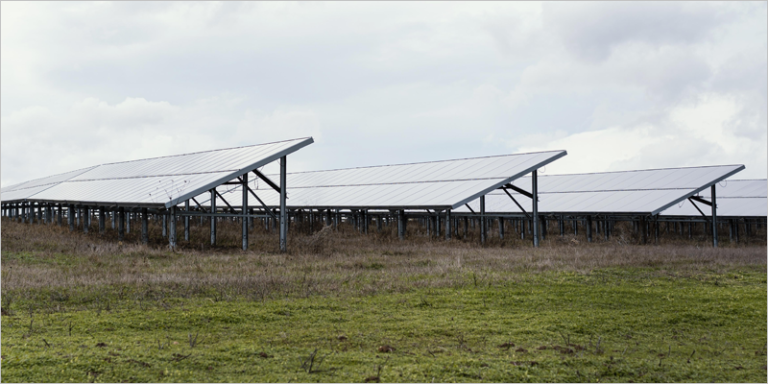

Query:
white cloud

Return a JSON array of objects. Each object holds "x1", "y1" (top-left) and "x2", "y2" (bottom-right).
[
  {"x1": 517, "y1": 93, "x2": 767, "y2": 178},
  {"x1": 1, "y1": 2, "x2": 765, "y2": 187}
]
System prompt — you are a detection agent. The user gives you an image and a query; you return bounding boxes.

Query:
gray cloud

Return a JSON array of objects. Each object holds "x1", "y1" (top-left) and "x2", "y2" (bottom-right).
[{"x1": 543, "y1": 2, "x2": 737, "y2": 61}]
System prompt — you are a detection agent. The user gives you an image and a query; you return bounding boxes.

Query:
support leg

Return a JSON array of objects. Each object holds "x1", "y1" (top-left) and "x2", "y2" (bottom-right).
[
  {"x1": 141, "y1": 208, "x2": 149, "y2": 244},
  {"x1": 210, "y1": 189, "x2": 217, "y2": 246},
  {"x1": 279, "y1": 156, "x2": 288, "y2": 252},
  {"x1": 99, "y1": 207, "x2": 106, "y2": 234}
]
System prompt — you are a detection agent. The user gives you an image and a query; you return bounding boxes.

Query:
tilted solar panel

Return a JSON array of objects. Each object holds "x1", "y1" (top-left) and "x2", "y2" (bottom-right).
[
  {"x1": 1, "y1": 137, "x2": 314, "y2": 207},
  {"x1": 454, "y1": 165, "x2": 745, "y2": 215},
  {"x1": 234, "y1": 150, "x2": 567, "y2": 209}
]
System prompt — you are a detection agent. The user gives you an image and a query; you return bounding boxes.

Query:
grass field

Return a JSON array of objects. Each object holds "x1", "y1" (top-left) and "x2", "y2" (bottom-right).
[{"x1": 1, "y1": 218, "x2": 766, "y2": 382}]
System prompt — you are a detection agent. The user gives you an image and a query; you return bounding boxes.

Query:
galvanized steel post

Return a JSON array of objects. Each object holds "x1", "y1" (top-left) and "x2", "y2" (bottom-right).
[
  {"x1": 210, "y1": 189, "x2": 217, "y2": 246},
  {"x1": 83, "y1": 207, "x2": 89, "y2": 233},
  {"x1": 138, "y1": 208, "x2": 147, "y2": 244},
  {"x1": 68, "y1": 204, "x2": 74, "y2": 231},
  {"x1": 118, "y1": 207, "x2": 125, "y2": 241},
  {"x1": 169, "y1": 206, "x2": 177, "y2": 248},
  {"x1": 532, "y1": 170, "x2": 539, "y2": 248},
  {"x1": 184, "y1": 200, "x2": 190, "y2": 242},
  {"x1": 242, "y1": 173, "x2": 248, "y2": 251},
  {"x1": 711, "y1": 184, "x2": 718, "y2": 248},
  {"x1": 480, "y1": 196, "x2": 486, "y2": 245},
  {"x1": 126, "y1": 212, "x2": 131, "y2": 234},
  {"x1": 498, "y1": 217, "x2": 504, "y2": 239},
  {"x1": 162, "y1": 213, "x2": 167, "y2": 238},
  {"x1": 99, "y1": 207, "x2": 106, "y2": 234},
  {"x1": 445, "y1": 210, "x2": 452, "y2": 240},
  {"x1": 279, "y1": 156, "x2": 288, "y2": 253},
  {"x1": 586, "y1": 215, "x2": 593, "y2": 243}
]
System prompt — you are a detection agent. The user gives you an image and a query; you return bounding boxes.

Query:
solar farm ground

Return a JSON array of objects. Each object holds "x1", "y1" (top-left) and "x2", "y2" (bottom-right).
[{"x1": 1, "y1": 218, "x2": 766, "y2": 382}]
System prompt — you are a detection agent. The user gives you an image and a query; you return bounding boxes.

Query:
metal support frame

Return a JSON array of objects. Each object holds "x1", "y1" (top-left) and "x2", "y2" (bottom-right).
[
  {"x1": 586, "y1": 215, "x2": 593, "y2": 243},
  {"x1": 498, "y1": 216, "x2": 504, "y2": 239}
]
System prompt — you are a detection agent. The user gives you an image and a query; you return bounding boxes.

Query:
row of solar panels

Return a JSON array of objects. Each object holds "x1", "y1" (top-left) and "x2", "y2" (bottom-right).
[{"x1": 1, "y1": 137, "x2": 765, "y2": 218}]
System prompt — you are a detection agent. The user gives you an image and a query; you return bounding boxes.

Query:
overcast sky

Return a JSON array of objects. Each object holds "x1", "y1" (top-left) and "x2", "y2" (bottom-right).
[{"x1": 2, "y1": 1, "x2": 766, "y2": 187}]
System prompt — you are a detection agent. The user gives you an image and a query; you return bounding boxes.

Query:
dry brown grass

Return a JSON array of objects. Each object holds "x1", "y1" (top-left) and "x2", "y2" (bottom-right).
[{"x1": 1, "y1": 217, "x2": 765, "y2": 306}]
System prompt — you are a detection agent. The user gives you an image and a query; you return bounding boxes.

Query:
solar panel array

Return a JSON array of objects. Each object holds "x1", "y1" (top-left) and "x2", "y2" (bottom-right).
[
  {"x1": 0, "y1": 137, "x2": 313, "y2": 208},
  {"x1": 660, "y1": 179, "x2": 766, "y2": 218},
  {"x1": 454, "y1": 165, "x2": 746, "y2": 216},
  {"x1": 242, "y1": 150, "x2": 567, "y2": 209}
]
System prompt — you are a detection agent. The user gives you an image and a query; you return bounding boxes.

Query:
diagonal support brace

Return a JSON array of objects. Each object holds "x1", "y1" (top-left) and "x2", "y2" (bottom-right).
[
  {"x1": 245, "y1": 185, "x2": 278, "y2": 221},
  {"x1": 500, "y1": 183, "x2": 533, "y2": 199},
  {"x1": 253, "y1": 169, "x2": 285, "y2": 197},
  {"x1": 215, "y1": 190, "x2": 238, "y2": 214},
  {"x1": 501, "y1": 187, "x2": 531, "y2": 220}
]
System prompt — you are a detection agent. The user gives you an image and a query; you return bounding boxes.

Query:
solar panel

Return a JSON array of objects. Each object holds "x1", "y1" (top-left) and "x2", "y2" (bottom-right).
[
  {"x1": 1, "y1": 137, "x2": 314, "y2": 208},
  {"x1": 660, "y1": 179, "x2": 766, "y2": 217},
  {"x1": 239, "y1": 150, "x2": 567, "y2": 210},
  {"x1": 454, "y1": 165, "x2": 745, "y2": 216}
]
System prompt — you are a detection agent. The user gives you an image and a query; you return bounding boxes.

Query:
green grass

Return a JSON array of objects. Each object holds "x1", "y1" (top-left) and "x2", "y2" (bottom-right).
[{"x1": 2, "y1": 267, "x2": 766, "y2": 382}]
